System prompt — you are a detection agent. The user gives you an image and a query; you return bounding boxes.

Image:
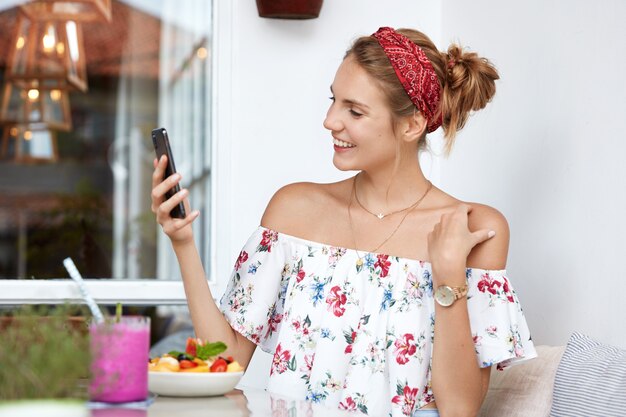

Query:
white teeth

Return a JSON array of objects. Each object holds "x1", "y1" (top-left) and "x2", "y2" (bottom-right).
[{"x1": 333, "y1": 138, "x2": 355, "y2": 148}]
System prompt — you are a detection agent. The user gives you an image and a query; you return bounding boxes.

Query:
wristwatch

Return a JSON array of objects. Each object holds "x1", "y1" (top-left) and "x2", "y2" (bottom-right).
[{"x1": 434, "y1": 284, "x2": 468, "y2": 307}]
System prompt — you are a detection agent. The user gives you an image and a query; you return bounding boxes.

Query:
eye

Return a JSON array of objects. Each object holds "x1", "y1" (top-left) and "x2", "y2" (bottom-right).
[
  {"x1": 349, "y1": 109, "x2": 363, "y2": 117},
  {"x1": 328, "y1": 96, "x2": 335, "y2": 101}
]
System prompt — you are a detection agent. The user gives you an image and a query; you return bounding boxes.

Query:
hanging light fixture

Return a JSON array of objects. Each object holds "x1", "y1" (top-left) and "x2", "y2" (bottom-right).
[
  {"x1": 1, "y1": 125, "x2": 59, "y2": 163},
  {"x1": 20, "y1": 0, "x2": 112, "y2": 23},
  {"x1": 5, "y1": 12, "x2": 88, "y2": 93},
  {"x1": 0, "y1": 82, "x2": 72, "y2": 131}
]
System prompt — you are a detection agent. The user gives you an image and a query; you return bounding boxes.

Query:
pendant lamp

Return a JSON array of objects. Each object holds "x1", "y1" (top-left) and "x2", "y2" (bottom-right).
[
  {"x1": 20, "y1": 0, "x2": 112, "y2": 23},
  {"x1": 0, "y1": 82, "x2": 72, "y2": 132},
  {"x1": 6, "y1": 12, "x2": 88, "y2": 93},
  {"x1": 1, "y1": 125, "x2": 59, "y2": 163}
]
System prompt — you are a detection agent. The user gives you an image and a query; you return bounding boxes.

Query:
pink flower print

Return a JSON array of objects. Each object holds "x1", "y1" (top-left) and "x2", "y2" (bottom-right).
[
  {"x1": 234, "y1": 250, "x2": 248, "y2": 271},
  {"x1": 296, "y1": 268, "x2": 306, "y2": 283},
  {"x1": 375, "y1": 254, "x2": 391, "y2": 278},
  {"x1": 300, "y1": 353, "x2": 315, "y2": 379},
  {"x1": 477, "y1": 272, "x2": 502, "y2": 295},
  {"x1": 405, "y1": 272, "x2": 423, "y2": 299},
  {"x1": 270, "y1": 343, "x2": 291, "y2": 375},
  {"x1": 486, "y1": 325, "x2": 498, "y2": 337},
  {"x1": 339, "y1": 397, "x2": 357, "y2": 411},
  {"x1": 250, "y1": 325, "x2": 263, "y2": 344},
  {"x1": 258, "y1": 229, "x2": 279, "y2": 252},
  {"x1": 392, "y1": 384, "x2": 419, "y2": 416},
  {"x1": 394, "y1": 333, "x2": 417, "y2": 365},
  {"x1": 326, "y1": 285, "x2": 347, "y2": 317}
]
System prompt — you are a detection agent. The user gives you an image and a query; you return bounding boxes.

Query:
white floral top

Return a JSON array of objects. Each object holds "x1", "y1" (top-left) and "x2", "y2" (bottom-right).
[{"x1": 220, "y1": 227, "x2": 537, "y2": 417}]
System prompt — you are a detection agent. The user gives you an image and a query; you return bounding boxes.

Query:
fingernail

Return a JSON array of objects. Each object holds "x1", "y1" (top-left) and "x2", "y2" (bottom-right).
[{"x1": 488, "y1": 230, "x2": 496, "y2": 238}]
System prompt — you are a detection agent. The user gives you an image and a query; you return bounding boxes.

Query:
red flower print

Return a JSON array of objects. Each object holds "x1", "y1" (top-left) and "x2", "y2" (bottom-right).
[
  {"x1": 296, "y1": 268, "x2": 306, "y2": 283},
  {"x1": 392, "y1": 384, "x2": 419, "y2": 416},
  {"x1": 326, "y1": 285, "x2": 347, "y2": 317},
  {"x1": 344, "y1": 330, "x2": 357, "y2": 354},
  {"x1": 375, "y1": 254, "x2": 391, "y2": 278},
  {"x1": 477, "y1": 272, "x2": 502, "y2": 295},
  {"x1": 393, "y1": 333, "x2": 417, "y2": 365},
  {"x1": 258, "y1": 229, "x2": 279, "y2": 252},
  {"x1": 339, "y1": 397, "x2": 357, "y2": 411},
  {"x1": 234, "y1": 250, "x2": 248, "y2": 271},
  {"x1": 270, "y1": 343, "x2": 291, "y2": 375},
  {"x1": 503, "y1": 277, "x2": 514, "y2": 302},
  {"x1": 265, "y1": 307, "x2": 283, "y2": 338}
]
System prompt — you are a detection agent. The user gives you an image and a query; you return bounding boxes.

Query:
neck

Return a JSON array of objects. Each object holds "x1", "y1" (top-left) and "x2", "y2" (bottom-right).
[{"x1": 356, "y1": 162, "x2": 431, "y2": 212}]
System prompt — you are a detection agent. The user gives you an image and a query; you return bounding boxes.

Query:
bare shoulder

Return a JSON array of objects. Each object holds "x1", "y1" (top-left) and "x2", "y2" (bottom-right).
[
  {"x1": 260, "y1": 180, "x2": 350, "y2": 237},
  {"x1": 466, "y1": 202, "x2": 510, "y2": 270}
]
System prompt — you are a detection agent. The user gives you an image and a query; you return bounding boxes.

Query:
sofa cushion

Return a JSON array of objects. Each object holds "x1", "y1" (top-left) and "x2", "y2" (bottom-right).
[
  {"x1": 478, "y1": 345, "x2": 564, "y2": 417},
  {"x1": 550, "y1": 332, "x2": 626, "y2": 417}
]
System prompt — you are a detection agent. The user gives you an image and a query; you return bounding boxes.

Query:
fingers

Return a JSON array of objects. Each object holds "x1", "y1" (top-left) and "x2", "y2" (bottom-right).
[
  {"x1": 471, "y1": 228, "x2": 496, "y2": 246},
  {"x1": 157, "y1": 187, "x2": 188, "y2": 219},
  {"x1": 151, "y1": 174, "x2": 182, "y2": 212},
  {"x1": 162, "y1": 210, "x2": 200, "y2": 235},
  {"x1": 151, "y1": 155, "x2": 168, "y2": 189}
]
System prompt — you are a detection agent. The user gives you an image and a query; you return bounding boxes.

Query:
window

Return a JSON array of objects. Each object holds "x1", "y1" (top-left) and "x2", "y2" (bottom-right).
[{"x1": 0, "y1": 0, "x2": 217, "y2": 308}]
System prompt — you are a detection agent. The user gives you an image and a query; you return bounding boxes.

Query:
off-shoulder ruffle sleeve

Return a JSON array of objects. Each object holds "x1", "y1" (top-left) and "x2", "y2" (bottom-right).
[
  {"x1": 219, "y1": 227, "x2": 290, "y2": 353},
  {"x1": 466, "y1": 268, "x2": 537, "y2": 370}
]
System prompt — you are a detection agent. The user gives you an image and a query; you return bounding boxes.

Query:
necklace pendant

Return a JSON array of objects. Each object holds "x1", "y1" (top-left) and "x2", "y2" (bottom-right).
[{"x1": 377, "y1": 213, "x2": 385, "y2": 220}]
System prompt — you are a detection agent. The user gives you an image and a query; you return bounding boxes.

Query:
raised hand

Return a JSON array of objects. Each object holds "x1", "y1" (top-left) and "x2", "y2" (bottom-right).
[{"x1": 151, "y1": 155, "x2": 199, "y2": 244}]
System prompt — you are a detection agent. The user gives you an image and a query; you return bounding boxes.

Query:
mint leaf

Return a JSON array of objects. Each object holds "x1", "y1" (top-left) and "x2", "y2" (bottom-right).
[
  {"x1": 195, "y1": 341, "x2": 227, "y2": 360},
  {"x1": 167, "y1": 350, "x2": 185, "y2": 358}
]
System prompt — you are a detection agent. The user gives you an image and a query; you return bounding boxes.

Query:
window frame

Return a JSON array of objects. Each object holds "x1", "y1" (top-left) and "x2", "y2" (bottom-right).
[{"x1": 0, "y1": 0, "x2": 233, "y2": 306}]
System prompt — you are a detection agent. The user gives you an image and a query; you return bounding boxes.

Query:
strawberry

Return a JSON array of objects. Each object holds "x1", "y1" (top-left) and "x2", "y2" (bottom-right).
[
  {"x1": 185, "y1": 337, "x2": 198, "y2": 357},
  {"x1": 179, "y1": 359, "x2": 198, "y2": 369},
  {"x1": 210, "y1": 357, "x2": 228, "y2": 372}
]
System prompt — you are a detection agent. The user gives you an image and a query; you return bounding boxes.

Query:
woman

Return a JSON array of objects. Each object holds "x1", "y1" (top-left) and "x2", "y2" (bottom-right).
[{"x1": 151, "y1": 27, "x2": 536, "y2": 417}]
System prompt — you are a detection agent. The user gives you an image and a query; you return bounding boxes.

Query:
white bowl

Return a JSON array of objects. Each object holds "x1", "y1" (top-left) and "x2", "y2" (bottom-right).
[{"x1": 148, "y1": 371, "x2": 244, "y2": 397}]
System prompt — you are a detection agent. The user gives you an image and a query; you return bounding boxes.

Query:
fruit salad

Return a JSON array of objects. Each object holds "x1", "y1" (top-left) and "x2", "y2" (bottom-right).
[{"x1": 149, "y1": 338, "x2": 244, "y2": 373}]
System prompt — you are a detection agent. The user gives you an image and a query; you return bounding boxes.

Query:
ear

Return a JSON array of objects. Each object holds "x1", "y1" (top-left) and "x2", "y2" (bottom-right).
[{"x1": 401, "y1": 110, "x2": 428, "y2": 143}]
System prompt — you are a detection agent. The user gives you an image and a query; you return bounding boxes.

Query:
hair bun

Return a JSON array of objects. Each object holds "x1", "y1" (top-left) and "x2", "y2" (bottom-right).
[{"x1": 439, "y1": 43, "x2": 499, "y2": 152}]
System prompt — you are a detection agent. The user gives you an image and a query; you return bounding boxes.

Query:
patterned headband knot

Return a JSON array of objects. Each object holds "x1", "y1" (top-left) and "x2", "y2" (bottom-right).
[{"x1": 372, "y1": 27, "x2": 442, "y2": 133}]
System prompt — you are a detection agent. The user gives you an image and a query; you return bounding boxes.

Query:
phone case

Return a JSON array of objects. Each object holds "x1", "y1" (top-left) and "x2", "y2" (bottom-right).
[{"x1": 152, "y1": 127, "x2": 186, "y2": 219}]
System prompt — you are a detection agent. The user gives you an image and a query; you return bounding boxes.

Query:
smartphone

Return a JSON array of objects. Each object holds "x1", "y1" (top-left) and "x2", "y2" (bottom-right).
[{"x1": 151, "y1": 127, "x2": 186, "y2": 219}]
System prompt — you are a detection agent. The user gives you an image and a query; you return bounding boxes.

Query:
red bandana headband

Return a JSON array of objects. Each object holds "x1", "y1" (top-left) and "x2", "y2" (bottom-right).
[{"x1": 372, "y1": 27, "x2": 442, "y2": 133}]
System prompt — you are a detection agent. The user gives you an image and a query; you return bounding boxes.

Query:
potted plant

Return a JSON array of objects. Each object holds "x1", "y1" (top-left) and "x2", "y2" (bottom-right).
[{"x1": 0, "y1": 305, "x2": 91, "y2": 417}]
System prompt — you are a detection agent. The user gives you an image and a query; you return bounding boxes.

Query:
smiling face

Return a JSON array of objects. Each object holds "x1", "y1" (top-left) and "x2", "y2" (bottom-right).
[{"x1": 323, "y1": 56, "x2": 399, "y2": 173}]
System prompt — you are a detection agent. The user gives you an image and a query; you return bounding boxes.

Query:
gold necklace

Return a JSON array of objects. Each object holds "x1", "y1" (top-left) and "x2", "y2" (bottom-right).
[
  {"x1": 348, "y1": 177, "x2": 432, "y2": 259},
  {"x1": 353, "y1": 172, "x2": 431, "y2": 220}
]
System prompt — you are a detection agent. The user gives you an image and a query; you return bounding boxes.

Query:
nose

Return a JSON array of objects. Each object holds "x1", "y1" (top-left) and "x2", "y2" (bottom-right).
[{"x1": 323, "y1": 104, "x2": 341, "y2": 132}]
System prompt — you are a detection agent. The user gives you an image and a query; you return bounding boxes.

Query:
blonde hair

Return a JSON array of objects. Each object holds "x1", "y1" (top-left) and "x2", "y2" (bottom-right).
[{"x1": 346, "y1": 28, "x2": 499, "y2": 155}]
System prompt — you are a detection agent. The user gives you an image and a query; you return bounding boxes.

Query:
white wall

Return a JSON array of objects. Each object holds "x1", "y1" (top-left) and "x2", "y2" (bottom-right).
[{"x1": 439, "y1": 0, "x2": 626, "y2": 348}]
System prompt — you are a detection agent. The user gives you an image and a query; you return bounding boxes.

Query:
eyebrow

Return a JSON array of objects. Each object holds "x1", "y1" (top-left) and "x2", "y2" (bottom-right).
[{"x1": 330, "y1": 85, "x2": 370, "y2": 110}]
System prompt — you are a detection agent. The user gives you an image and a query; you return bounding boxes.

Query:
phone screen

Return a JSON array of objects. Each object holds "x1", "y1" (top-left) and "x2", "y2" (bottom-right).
[{"x1": 151, "y1": 127, "x2": 186, "y2": 219}]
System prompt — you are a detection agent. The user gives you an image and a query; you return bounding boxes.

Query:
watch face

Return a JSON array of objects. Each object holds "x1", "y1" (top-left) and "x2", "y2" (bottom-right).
[{"x1": 435, "y1": 286, "x2": 455, "y2": 307}]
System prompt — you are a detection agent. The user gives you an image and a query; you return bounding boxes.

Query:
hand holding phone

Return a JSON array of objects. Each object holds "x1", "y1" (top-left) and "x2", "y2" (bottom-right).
[{"x1": 152, "y1": 127, "x2": 186, "y2": 219}]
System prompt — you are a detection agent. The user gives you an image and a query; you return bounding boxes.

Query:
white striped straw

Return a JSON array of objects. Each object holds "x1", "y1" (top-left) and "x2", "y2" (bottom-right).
[{"x1": 63, "y1": 257, "x2": 105, "y2": 324}]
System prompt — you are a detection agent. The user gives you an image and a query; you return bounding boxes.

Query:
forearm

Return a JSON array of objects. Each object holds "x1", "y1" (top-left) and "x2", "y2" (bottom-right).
[
  {"x1": 431, "y1": 266, "x2": 484, "y2": 417},
  {"x1": 172, "y1": 240, "x2": 254, "y2": 366}
]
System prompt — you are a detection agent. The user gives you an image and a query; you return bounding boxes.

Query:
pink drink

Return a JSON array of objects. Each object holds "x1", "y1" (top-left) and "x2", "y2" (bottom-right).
[{"x1": 89, "y1": 316, "x2": 150, "y2": 403}]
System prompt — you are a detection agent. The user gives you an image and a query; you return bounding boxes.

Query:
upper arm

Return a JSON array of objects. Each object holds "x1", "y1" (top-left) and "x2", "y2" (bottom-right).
[
  {"x1": 466, "y1": 203, "x2": 510, "y2": 270},
  {"x1": 260, "y1": 182, "x2": 319, "y2": 234}
]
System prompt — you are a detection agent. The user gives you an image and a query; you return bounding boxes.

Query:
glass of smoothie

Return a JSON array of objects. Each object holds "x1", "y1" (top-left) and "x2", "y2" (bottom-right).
[{"x1": 89, "y1": 316, "x2": 150, "y2": 403}]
